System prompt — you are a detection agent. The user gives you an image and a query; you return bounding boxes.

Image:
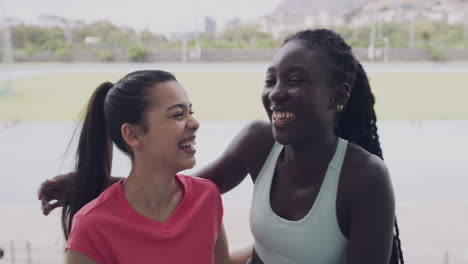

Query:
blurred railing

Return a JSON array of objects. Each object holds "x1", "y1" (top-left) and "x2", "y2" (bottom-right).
[
  {"x1": 0, "y1": 240, "x2": 64, "y2": 264},
  {"x1": 12, "y1": 47, "x2": 468, "y2": 63},
  {"x1": 1, "y1": 241, "x2": 468, "y2": 263}
]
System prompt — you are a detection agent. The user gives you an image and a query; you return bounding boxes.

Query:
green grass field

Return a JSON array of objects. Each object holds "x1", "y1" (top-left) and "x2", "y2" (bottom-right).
[{"x1": 0, "y1": 71, "x2": 467, "y2": 122}]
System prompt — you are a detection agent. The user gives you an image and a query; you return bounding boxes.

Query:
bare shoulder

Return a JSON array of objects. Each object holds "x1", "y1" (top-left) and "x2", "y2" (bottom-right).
[
  {"x1": 343, "y1": 143, "x2": 396, "y2": 263},
  {"x1": 226, "y1": 120, "x2": 273, "y2": 162},
  {"x1": 345, "y1": 143, "x2": 394, "y2": 202},
  {"x1": 235, "y1": 120, "x2": 274, "y2": 175},
  {"x1": 193, "y1": 120, "x2": 274, "y2": 191},
  {"x1": 238, "y1": 120, "x2": 272, "y2": 146}
]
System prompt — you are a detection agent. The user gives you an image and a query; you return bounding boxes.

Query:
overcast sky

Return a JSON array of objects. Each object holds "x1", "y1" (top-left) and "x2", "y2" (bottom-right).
[{"x1": 1, "y1": 0, "x2": 282, "y2": 34}]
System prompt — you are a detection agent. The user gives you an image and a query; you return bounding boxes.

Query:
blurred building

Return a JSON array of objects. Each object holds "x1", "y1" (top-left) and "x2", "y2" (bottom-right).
[
  {"x1": 204, "y1": 16, "x2": 217, "y2": 34},
  {"x1": 225, "y1": 18, "x2": 242, "y2": 30},
  {"x1": 256, "y1": 0, "x2": 468, "y2": 37},
  {"x1": 349, "y1": 0, "x2": 468, "y2": 26}
]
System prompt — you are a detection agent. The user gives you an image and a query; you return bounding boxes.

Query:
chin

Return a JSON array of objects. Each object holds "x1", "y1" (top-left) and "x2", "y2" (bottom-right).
[
  {"x1": 272, "y1": 130, "x2": 292, "y2": 145},
  {"x1": 181, "y1": 158, "x2": 196, "y2": 171},
  {"x1": 272, "y1": 125, "x2": 298, "y2": 145},
  {"x1": 273, "y1": 131, "x2": 308, "y2": 148}
]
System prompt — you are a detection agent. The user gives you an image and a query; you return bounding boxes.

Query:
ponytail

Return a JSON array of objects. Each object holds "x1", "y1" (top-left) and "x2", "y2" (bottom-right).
[{"x1": 62, "y1": 82, "x2": 113, "y2": 239}]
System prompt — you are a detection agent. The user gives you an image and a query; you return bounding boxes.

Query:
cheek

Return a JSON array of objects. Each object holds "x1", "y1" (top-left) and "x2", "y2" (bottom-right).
[
  {"x1": 144, "y1": 132, "x2": 166, "y2": 152},
  {"x1": 145, "y1": 126, "x2": 176, "y2": 149},
  {"x1": 316, "y1": 95, "x2": 332, "y2": 112},
  {"x1": 261, "y1": 89, "x2": 270, "y2": 109}
]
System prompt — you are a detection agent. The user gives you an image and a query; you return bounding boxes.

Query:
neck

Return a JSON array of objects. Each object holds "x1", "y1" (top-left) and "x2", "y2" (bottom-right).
[
  {"x1": 122, "y1": 159, "x2": 181, "y2": 215},
  {"x1": 283, "y1": 130, "x2": 338, "y2": 184},
  {"x1": 289, "y1": 124, "x2": 338, "y2": 156}
]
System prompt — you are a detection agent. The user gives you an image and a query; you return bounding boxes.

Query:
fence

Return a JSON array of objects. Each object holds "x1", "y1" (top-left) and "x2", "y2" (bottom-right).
[
  {"x1": 0, "y1": 241, "x2": 64, "y2": 264},
  {"x1": 12, "y1": 47, "x2": 468, "y2": 63}
]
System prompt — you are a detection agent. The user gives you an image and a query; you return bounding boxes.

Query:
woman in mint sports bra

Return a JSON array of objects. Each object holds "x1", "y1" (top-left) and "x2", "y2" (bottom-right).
[{"x1": 39, "y1": 29, "x2": 403, "y2": 264}]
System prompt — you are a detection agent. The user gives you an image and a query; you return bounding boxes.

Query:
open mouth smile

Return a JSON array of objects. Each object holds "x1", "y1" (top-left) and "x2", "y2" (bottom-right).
[
  {"x1": 272, "y1": 111, "x2": 296, "y2": 127},
  {"x1": 178, "y1": 136, "x2": 196, "y2": 154}
]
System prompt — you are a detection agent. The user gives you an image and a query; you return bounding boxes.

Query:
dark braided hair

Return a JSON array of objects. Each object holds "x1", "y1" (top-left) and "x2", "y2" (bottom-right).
[{"x1": 284, "y1": 29, "x2": 404, "y2": 263}]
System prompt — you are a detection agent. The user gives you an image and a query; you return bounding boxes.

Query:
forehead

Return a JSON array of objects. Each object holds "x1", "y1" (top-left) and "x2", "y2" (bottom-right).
[
  {"x1": 268, "y1": 40, "x2": 327, "y2": 76},
  {"x1": 149, "y1": 81, "x2": 190, "y2": 108}
]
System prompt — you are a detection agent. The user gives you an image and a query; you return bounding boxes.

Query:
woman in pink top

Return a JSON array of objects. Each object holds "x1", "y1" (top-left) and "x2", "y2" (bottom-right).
[{"x1": 63, "y1": 70, "x2": 237, "y2": 264}]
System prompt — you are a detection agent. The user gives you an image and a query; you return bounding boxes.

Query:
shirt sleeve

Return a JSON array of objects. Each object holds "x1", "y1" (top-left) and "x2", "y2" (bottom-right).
[{"x1": 66, "y1": 213, "x2": 106, "y2": 264}]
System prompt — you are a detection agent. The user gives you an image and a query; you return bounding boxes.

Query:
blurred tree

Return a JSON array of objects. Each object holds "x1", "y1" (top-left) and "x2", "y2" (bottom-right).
[
  {"x1": 7, "y1": 17, "x2": 467, "y2": 60},
  {"x1": 140, "y1": 29, "x2": 168, "y2": 49}
]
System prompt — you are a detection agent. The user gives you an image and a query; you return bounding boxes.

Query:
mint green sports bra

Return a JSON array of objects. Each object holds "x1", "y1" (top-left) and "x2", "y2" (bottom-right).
[{"x1": 250, "y1": 138, "x2": 349, "y2": 264}]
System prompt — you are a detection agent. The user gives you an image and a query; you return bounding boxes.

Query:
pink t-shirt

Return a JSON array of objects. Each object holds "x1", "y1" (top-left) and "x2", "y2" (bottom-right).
[{"x1": 67, "y1": 174, "x2": 223, "y2": 264}]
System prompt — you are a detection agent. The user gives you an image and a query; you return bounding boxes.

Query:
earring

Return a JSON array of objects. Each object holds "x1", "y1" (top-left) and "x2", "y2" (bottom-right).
[
  {"x1": 331, "y1": 97, "x2": 343, "y2": 112},
  {"x1": 336, "y1": 104, "x2": 344, "y2": 112}
]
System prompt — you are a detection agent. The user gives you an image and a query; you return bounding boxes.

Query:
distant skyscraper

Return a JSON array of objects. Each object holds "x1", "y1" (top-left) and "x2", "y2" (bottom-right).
[{"x1": 204, "y1": 16, "x2": 217, "y2": 33}]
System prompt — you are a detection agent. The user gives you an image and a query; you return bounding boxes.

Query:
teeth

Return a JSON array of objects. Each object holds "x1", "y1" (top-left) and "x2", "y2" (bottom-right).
[
  {"x1": 273, "y1": 111, "x2": 295, "y2": 120},
  {"x1": 180, "y1": 140, "x2": 196, "y2": 147}
]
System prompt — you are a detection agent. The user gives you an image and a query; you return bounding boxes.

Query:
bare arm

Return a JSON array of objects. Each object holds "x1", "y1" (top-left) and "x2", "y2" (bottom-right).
[
  {"x1": 214, "y1": 223, "x2": 253, "y2": 264},
  {"x1": 65, "y1": 250, "x2": 98, "y2": 264},
  {"x1": 38, "y1": 173, "x2": 122, "y2": 215},
  {"x1": 39, "y1": 120, "x2": 272, "y2": 213},
  {"x1": 347, "y1": 155, "x2": 395, "y2": 264},
  {"x1": 214, "y1": 223, "x2": 230, "y2": 264},
  {"x1": 230, "y1": 245, "x2": 253, "y2": 264},
  {"x1": 193, "y1": 120, "x2": 273, "y2": 194}
]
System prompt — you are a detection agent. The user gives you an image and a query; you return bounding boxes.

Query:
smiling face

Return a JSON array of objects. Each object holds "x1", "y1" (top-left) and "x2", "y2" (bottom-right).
[
  {"x1": 262, "y1": 40, "x2": 337, "y2": 146},
  {"x1": 129, "y1": 81, "x2": 199, "y2": 173}
]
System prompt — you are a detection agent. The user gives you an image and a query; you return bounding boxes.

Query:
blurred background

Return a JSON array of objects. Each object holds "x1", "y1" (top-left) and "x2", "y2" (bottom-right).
[{"x1": 0, "y1": 0, "x2": 467, "y2": 263}]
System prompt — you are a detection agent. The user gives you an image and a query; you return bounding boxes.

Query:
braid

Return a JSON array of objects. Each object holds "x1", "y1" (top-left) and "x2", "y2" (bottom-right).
[
  {"x1": 339, "y1": 63, "x2": 383, "y2": 159},
  {"x1": 391, "y1": 218, "x2": 405, "y2": 263},
  {"x1": 284, "y1": 29, "x2": 403, "y2": 263}
]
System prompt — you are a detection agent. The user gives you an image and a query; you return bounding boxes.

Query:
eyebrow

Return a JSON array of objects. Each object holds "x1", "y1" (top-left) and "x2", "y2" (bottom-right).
[
  {"x1": 285, "y1": 66, "x2": 308, "y2": 74},
  {"x1": 266, "y1": 66, "x2": 308, "y2": 74},
  {"x1": 166, "y1": 103, "x2": 191, "y2": 111}
]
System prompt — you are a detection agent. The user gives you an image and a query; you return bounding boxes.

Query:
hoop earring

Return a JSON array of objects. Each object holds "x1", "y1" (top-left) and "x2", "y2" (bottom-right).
[
  {"x1": 336, "y1": 104, "x2": 344, "y2": 112},
  {"x1": 331, "y1": 97, "x2": 344, "y2": 112}
]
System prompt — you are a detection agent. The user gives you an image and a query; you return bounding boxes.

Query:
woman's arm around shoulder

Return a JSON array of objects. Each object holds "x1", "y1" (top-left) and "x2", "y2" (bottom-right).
[
  {"x1": 38, "y1": 172, "x2": 122, "y2": 215},
  {"x1": 193, "y1": 120, "x2": 273, "y2": 194}
]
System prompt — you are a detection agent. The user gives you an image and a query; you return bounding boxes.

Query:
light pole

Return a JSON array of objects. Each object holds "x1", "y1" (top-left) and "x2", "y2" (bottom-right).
[
  {"x1": 368, "y1": 15, "x2": 377, "y2": 61},
  {"x1": 464, "y1": 9, "x2": 468, "y2": 44},
  {"x1": 0, "y1": 0, "x2": 13, "y2": 64},
  {"x1": 0, "y1": 0, "x2": 13, "y2": 97},
  {"x1": 409, "y1": 18, "x2": 414, "y2": 48}
]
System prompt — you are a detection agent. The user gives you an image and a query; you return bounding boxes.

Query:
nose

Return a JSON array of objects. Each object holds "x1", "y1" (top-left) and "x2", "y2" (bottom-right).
[
  {"x1": 268, "y1": 82, "x2": 289, "y2": 104},
  {"x1": 187, "y1": 115, "x2": 200, "y2": 132}
]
